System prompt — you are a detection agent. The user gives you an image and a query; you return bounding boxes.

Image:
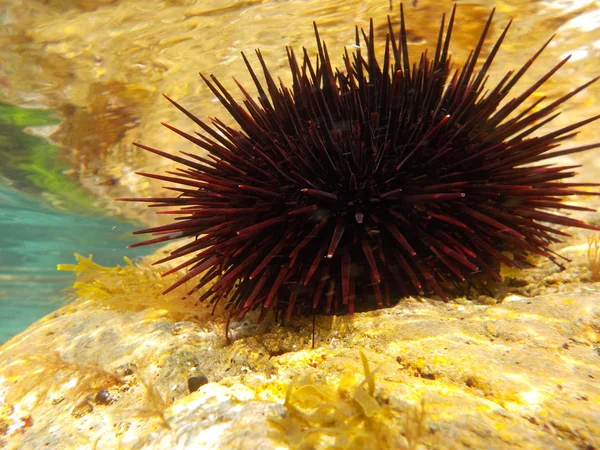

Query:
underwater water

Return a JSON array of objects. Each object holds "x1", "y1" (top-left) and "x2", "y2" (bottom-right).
[
  {"x1": 0, "y1": 103, "x2": 147, "y2": 342},
  {"x1": 0, "y1": 181, "x2": 147, "y2": 342},
  {"x1": 0, "y1": 0, "x2": 599, "y2": 342}
]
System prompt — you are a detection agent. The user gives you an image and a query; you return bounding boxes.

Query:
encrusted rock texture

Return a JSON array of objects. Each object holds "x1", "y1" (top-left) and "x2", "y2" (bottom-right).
[{"x1": 0, "y1": 246, "x2": 599, "y2": 449}]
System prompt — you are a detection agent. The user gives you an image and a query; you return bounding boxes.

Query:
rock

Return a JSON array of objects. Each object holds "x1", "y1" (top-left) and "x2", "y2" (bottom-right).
[{"x1": 0, "y1": 251, "x2": 599, "y2": 449}]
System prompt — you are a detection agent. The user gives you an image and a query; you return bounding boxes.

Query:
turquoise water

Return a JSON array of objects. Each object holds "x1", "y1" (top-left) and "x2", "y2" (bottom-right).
[
  {"x1": 0, "y1": 104, "x2": 147, "y2": 343},
  {"x1": 0, "y1": 184, "x2": 147, "y2": 343}
]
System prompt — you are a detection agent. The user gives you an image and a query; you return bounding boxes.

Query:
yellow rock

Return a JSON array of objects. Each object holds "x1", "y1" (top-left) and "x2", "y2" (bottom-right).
[{"x1": 0, "y1": 251, "x2": 599, "y2": 449}]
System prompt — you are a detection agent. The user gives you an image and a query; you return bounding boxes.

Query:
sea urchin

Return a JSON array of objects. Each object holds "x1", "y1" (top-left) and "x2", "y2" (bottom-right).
[{"x1": 121, "y1": 5, "x2": 600, "y2": 322}]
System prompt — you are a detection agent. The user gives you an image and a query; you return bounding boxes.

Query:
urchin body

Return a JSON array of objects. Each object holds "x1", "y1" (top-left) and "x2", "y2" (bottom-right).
[{"x1": 122, "y1": 5, "x2": 600, "y2": 321}]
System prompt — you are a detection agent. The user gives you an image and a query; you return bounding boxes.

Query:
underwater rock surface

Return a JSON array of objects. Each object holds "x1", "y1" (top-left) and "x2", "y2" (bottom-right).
[{"x1": 0, "y1": 251, "x2": 599, "y2": 449}]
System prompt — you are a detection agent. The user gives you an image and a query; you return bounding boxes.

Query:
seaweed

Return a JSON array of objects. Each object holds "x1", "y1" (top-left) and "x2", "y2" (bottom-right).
[
  {"x1": 2, "y1": 352, "x2": 124, "y2": 418},
  {"x1": 0, "y1": 102, "x2": 106, "y2": 215},
  {"x1": 0, "y1": 350, "x2": 178, "y2": 448},
  {"x1": 57, "y1": 253, "x2": 220, "y2": 322},
  {"x1": 132, "y1": 375, "x2": 172, "y2": 430},
  {"x1": 270, "y1": 351, "x2": 427, "y2": 449},
  {"x1": 587, "y1": 232, "x2": 600, "y2": 282}
]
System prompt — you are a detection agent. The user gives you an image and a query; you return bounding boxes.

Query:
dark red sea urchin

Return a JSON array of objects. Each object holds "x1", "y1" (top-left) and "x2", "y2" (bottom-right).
[{"x1": 121, "y1": 5, "x2": 600, "y2": 322}]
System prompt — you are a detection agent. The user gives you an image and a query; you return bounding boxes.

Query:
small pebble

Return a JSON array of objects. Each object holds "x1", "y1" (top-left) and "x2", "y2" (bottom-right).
[{"x1": 188, "y1": 375, "x2": 209, "y2": 392}]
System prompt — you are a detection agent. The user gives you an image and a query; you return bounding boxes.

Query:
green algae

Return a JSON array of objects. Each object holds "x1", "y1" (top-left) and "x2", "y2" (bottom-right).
[{"x1": 0, "y1": 102, "x2": 105, "y2": 215}]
